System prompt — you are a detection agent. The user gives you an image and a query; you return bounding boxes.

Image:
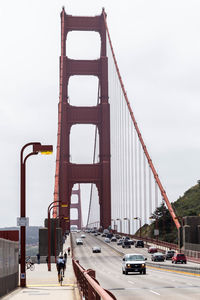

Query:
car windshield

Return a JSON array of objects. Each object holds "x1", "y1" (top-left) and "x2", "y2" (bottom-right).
[{"x1": 125, "y1": 255, "x2": 144, "y2": 261}]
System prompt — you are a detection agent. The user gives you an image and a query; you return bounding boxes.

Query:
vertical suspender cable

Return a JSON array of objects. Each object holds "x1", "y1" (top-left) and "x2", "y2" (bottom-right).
[
  {"x1": 149, "y1": 167, "x2": 152, "y2": 217},
  {"x1": 103, "y1": 12, "x2": 180, "y2": 230},
  {"x1": 86, "y1": 84, "x2": 100, "y2": 227},
  {"x1": 143, "y1": 153, "x2": 147, "y2": 223}
]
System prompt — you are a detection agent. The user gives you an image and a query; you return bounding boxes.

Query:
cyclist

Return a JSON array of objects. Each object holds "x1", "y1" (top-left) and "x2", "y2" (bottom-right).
[
  {"x1": 67, "y1": 247, "x2": 70, "y2": 256},
  {"x1": 56, "y1": 253, "x2": 66, "y2": 282}
]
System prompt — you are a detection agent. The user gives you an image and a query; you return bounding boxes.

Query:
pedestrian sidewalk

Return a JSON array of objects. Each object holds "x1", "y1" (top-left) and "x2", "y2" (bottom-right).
[{"x1": 2, "y1": 236, "x2": 81, "y2": 300}]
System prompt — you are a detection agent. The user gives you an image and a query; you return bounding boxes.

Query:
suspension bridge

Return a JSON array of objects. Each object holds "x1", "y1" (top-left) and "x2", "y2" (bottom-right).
[{"x1": 53, "y1": 7, "x2": 180, "y2": 234}]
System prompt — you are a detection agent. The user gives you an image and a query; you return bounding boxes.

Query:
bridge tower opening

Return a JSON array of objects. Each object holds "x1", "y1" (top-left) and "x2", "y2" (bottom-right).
[
  {"x1": 70, "y1": 184, "x2": 82, "y2": 230},
  {"x1": 54, "y1": 8, "x2": 111, "y2": 231}
]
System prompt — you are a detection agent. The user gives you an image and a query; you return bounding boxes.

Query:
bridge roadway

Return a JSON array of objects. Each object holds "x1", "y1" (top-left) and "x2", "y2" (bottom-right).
[
  {"x1": 72, "y1": 232, "x2": 200, "y2": 300},
  {"x1": 2, "y1": 238, "x2": 80, "y2": 300}
]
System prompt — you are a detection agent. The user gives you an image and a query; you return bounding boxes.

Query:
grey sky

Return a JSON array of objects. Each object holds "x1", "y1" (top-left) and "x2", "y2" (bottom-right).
[{"x1": 1, "y1": 0, "x2": 200, "y2": 227}]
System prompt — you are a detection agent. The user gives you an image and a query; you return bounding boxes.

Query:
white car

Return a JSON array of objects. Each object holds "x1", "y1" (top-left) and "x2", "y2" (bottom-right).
[
  {"x1": 105, "y1": 237, "x2": 110, "y2": 243},
  {"x1": 81, "y1": 234, "x2": 86, "y2": 238},
  {"x1": 122, "y1": 253, "x2": 146, "y2": 275},
  {"x1": 92, "y1": 246, "x2": 101, "y2": 253},
  {"x1": 76, "y1": 238, "x2": 83, "y2": 245}
]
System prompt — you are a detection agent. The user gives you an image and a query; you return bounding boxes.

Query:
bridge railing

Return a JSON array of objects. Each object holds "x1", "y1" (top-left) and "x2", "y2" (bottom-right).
[{"x1": 72, "y1": 259, "x2": 116, "y2": 300}]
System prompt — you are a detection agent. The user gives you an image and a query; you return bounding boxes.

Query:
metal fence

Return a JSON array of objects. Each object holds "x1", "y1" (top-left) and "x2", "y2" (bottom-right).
[{"x1": 72, "y1": 259, "x2": 116, "y2": 300}]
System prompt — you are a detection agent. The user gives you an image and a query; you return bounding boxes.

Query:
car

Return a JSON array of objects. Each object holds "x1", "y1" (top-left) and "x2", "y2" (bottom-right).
[
  {"x1": 148, "y1": 247, "x2": 158, "y2": 254},
  {"x1": 105, "y1": 237, "x2": 110, "y2": 243},
  {"x1": 172, "y1": 253, "x2": 187, "y2": 264},
  {"x1": 151, "y1": 252, "x2": 165, "y2": 262},
  {"x1": 94, "y1": 232, "x2": 98, "y2": 236},
  {"x1": 76, "y1": 238, "x2": 83, "y2": 245},
  {"x1": 106, "y1": 233, "x2": 113, "y2": 239},
  {"x1": 129, "y1": 240, "x2": 135, "y2": 245},
  {"x1": 81, "y1": 234, "x2": 86, "y2": 238},
  {"x1": 122, "y1": 253, "x2": 147, "y2": 275},
  {"x1": 135, "y1": 240, "x2": 144, "y2": 248},
  {"x1": 111, "y1": 237, "x2": 117, "y2": 242},
  {"x1": 101, "y1": 233, "x2": 106, "y2": 237},
  {"x1": 115, "y1": 234, "x2": 121, "y2": 239},
  {"x1": 125, "y1": 236, "x2": 130, "y2": 240},
  {"x1": 117, "y1": 239, "x2": 123, "y2": 245},
  {"x1": 92, "y1": 246, "x2": 101, "y2": 253},
  {"x1": 122, "y1": 240, "x2": 131, "y2": 248},
  {"x1": 165, "y1": 250, "x2": 175, "y2": 260}
]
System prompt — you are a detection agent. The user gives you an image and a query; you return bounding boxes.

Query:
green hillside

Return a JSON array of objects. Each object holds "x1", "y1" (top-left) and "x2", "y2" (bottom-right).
[{"x1": 138, "y1": 182, "x2": 200, "y2": 243}]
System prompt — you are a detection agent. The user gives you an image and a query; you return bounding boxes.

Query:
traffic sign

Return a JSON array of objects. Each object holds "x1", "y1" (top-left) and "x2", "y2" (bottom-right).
[{"x1": 17, "y1": 217, "x2": 29, "y2": 226}]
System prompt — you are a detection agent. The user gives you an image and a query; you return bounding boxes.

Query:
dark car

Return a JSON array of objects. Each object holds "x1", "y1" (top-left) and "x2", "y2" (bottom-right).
[
  {"x1": 115, "y1": 234, "x2": 121, "y2": 239},
  {"x1": 135, "y1": 240, "x2": 144, "y2": 248},
  {"x1": 172, "y1": 253, "x2": 187, "y2": 264},
  {"x1": 165, "y1": 250, "x2": 175, "y2": 260},
  {"x1": 129, "y1": 239, "x2": 135, "y2": 245},
  {"x1": 106, "y1": 233, "x2": 113, "y2": 239},
  {"x1": 151, "y1": 252, "x2": 165, "y2": 262},
  {"x1": 122, "y1": 240, "x2": 131, "y2": 248}
]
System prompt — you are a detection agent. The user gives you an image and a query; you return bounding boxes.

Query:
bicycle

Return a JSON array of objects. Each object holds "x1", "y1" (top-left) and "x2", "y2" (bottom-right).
[
  {"x1": 59, "y1": 268, "x2": 64, "y2": 286},
  {"x1": 26, "y1": 261, "x2": 35, "y2": 271}
]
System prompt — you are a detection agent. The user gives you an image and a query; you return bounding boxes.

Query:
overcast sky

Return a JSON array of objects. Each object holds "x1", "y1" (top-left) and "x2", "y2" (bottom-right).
[{"x1": 1, "y1": 0, "x2": 200, "y2": 227}]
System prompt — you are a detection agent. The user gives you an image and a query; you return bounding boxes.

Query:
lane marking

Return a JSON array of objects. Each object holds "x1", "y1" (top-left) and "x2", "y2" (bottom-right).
[
  {"x1": 147, "y1": 265, "x2": 200, "y2": 277},
  {"x1": 150, "y1": 290, "x2": 160, "y2": 295},
  {"x1": 128, "y1": 280, "x2": 135, "y2": 284}
]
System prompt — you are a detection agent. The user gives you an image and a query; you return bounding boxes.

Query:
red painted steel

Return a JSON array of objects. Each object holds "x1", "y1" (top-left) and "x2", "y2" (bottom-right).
[
  {"x1": 55, "y1": 8, "x2": 111, "y2": 230},
  {"x1": 103, "y1": 12, "x2": 180, "y2": 230},
  {"x1": 0, "y1": 230, "x2": 19, "y2": 241},
  {"x1": 72, "y1": 258, "x2": 116, "y2": 300},
  {"x1": 70, "y1": 184, "x2": 82, "y2": 229}
]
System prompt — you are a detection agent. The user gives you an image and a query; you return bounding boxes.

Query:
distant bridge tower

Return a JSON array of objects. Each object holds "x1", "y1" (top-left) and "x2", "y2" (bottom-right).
[
  {"x1": 70, "y1": 184, "x2": 82, "y2": 230},
  {"x1": 53, "y1": 8, "x2": 111, "y2": 230}
]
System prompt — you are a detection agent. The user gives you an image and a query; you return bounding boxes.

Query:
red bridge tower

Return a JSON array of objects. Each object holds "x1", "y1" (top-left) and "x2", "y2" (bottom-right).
[{"x1": 54, "y1": 8, "x2": 111, "y2": 231}]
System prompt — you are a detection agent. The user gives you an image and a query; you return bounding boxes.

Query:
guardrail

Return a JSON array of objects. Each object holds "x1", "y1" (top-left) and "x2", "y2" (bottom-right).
[{"x1": 72, "y1": 259, "x2": 116, "y2": 300}]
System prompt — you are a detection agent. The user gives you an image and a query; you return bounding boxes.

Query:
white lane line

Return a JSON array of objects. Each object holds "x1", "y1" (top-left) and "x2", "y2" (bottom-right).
[
  {"x1": 150, "y1": 290, "x2": 160, "y2": 296},
  {"x1": 128, "y1": 280, "x2": 135, "y2": 284}
]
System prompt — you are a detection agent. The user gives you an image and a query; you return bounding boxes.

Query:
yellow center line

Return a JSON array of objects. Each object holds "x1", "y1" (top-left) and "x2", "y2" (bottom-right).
[
  {"x1": 147, "y1": 265, "x2": 200, "y2": 277},
  {"x1": 27, "y1": 284, "x2": 76, "y2": 287}
]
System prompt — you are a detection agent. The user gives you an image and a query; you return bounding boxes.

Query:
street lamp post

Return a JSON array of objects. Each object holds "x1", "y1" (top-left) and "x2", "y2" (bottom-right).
[
  {"x1": 47, "y1": 201, "x2": 61, "y2": 271},
  {"x1": 134, "y1": 217, "x2": 142, "y2": 238},
  {"x1": 149, "y1": 216, "x2": 159, "y2": 242},
  {"x1": 20, "y1": 142, "x2": 53, "y2": 287},
  {"x1": 116, "y1": 218, "x2": 122, "y2": 233},
  {"x1": 111, "y1": 219, "x2": 116, "y2": 232},
  {"x1": 175, "y1": 216, "x2": 184, "y2": 252},
  {"x1": 124, "y1": 218, "x2": 130, "y2": 235}
]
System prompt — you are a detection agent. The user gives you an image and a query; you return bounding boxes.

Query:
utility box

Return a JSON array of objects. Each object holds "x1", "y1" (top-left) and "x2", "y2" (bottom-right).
[{"x1": 39, "y1": 219, "x2": 63, "y2": 257}]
